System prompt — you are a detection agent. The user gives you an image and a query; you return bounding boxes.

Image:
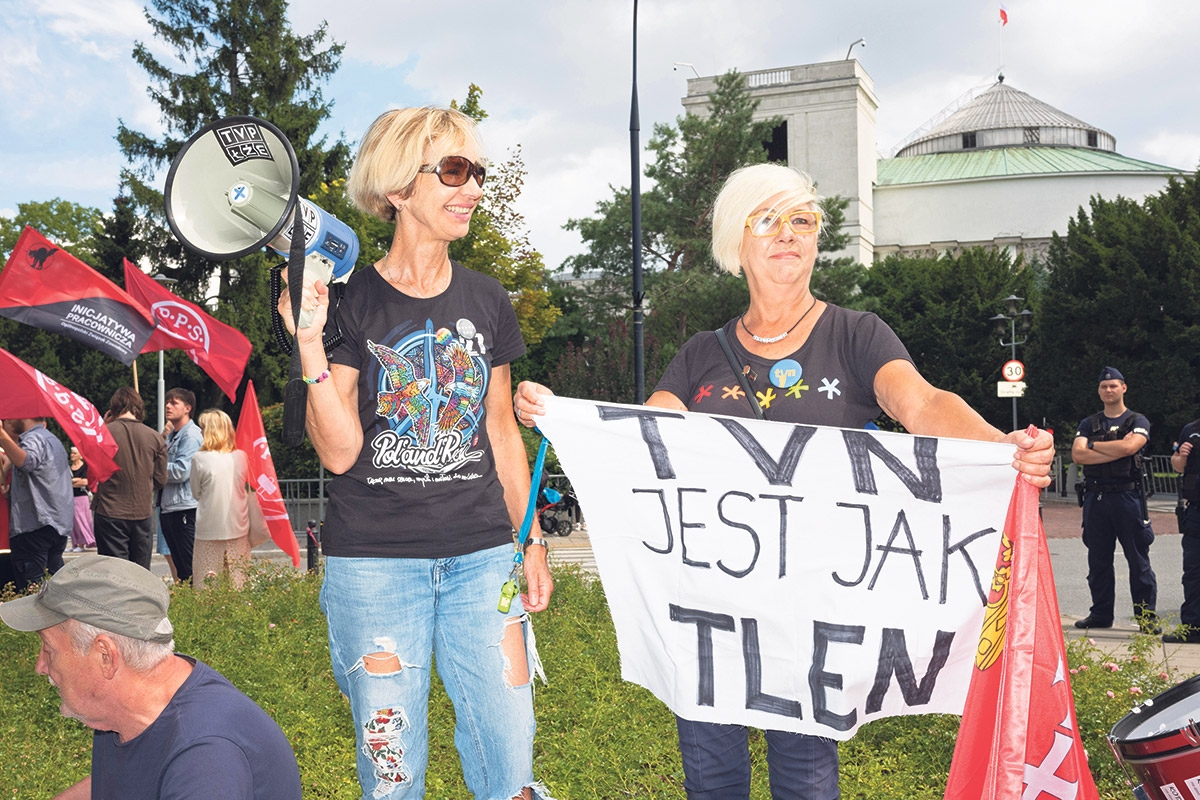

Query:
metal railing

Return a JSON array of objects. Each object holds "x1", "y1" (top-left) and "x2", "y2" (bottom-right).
[
  {"x1": 278, "y1": 478, "x2": 327, "y2": 549},
  {"x1": 1050, "y1": 453, "x2": 1179, "y2": 498},
  {"x1": 277, "y1": 473, "x2": 587, "y2": 538},
  {"x1": 1147, "y1": 455, "x2": 1180, "y2": 497}
]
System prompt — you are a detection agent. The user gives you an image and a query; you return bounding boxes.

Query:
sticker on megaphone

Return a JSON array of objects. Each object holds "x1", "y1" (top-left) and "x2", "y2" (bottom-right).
[
  {"x1": 165, "y1": 115, "x2": 360, "y2": 328},
  {"x1": 227, "y1": 183, "x2": 357, "y2": 327}
]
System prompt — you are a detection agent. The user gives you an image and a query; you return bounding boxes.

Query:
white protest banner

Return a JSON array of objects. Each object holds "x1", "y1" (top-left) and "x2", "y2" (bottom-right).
[{"x1": 535, "y1": 395, "x2": 1018, "y2": 740}]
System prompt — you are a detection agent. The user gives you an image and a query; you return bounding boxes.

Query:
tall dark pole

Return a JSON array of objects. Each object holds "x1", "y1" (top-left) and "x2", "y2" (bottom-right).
[{"x1": 630, "y1": 0, "x2": 645, "y2": 403}]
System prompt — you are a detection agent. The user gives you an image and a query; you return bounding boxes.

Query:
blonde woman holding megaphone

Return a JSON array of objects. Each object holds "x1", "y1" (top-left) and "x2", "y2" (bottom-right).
[{"x1": 279, "y1": 107, "x2": 553, "y2": 800}]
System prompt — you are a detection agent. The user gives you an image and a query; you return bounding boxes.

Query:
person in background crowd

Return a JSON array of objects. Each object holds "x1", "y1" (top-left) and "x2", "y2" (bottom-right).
[
  {"x1": 0, "y1": 451, "x2": 10, "y2": 554},
  {"x1": 0, "y1": 418, "x2": 72, "y2": 591},
  {"x1": 155, "y1": 515, "x2": 178, "y2": 582},
  {"x1": 1071, "y1": 366, "x2": 1158, "y2": 634},
  {"x1": 0, "y1": 554, "x2": 302, "y2": 799},
  {"x1": 159, "y1": 387, "x2": 203, "y2": 582},
  {"x1": 514, "y1": 162, "x2": 1052, "y2": 800},
  {"x1": 68, "y1": 447, "x2": 95, "y2": 552},
  {"x1": 93, "y1": 388, "x2": 167, "y2": 570},
  {"x1": 190, "y1": 409, "x2": 252, "y2": 590}
]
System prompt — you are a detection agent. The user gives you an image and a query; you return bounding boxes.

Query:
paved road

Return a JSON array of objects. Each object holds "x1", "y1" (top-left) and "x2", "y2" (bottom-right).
[{"x1": 1042, "y1": 495, "x2": 1183, "y2": 626}]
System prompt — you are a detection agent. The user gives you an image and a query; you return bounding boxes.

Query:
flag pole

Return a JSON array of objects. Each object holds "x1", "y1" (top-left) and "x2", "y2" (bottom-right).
[
  {"x1": 132, "y1": 358, "x2": 139, "y2": 394},
  {"x1": 999, "y1": 3, "x2": 1007, "y2": 74},
  {"x1": 630, "y1": 0, "x2": 645, "y2": 405}
]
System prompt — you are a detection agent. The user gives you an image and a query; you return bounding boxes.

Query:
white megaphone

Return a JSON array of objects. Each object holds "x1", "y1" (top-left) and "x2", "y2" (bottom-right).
[{"x1": 164, "y1": 116, "x2": 359, "y2": 328}]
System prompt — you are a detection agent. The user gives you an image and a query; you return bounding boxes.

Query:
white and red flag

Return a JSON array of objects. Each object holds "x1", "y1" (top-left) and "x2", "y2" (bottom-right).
[
  {"x1": 235, "y1": 380, "x2": 301, "y2": 567},
  {"x1": 944, "y1": 441, "x2": 1100, "y2": 800},
  {"x1": 123, "y1": 259, "x2": 252, "y2": 402},
  {"x1": 0, "y1": 347, "x2": 120, "y2": 490},
  {"x1": 0, "y1": 227, "x2": 155, "y2": 365},
  {"x1": 1000, "y1": 3, "x2": 1009, "y2": 25}
]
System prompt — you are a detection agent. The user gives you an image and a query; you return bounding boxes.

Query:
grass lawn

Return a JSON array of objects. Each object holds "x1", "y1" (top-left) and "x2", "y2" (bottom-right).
[{"x1": 0, "y1": 563, "x2": 1179, "y2": 798}]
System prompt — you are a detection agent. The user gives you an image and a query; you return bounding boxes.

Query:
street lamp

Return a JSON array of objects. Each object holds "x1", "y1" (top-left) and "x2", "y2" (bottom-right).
[
  {"x1": 151, "y1": 274, "x2": 178, "y2": 432},
  {"x1": 989, "y1": 294, "x2": 1034, "y2": 431}
]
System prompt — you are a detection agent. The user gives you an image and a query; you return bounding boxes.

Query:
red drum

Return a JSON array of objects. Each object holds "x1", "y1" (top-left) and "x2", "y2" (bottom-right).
[{"x1": 1110, "y1": 673, "x2": 1200, "y2": 800}]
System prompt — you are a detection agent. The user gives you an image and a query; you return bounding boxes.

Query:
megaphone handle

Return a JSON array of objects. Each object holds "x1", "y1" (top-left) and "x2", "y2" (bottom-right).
[
  {"x1": 283, "y1": 203, "x2": 309, "y2": 448},
  {"x1": 298, "y1": 258, "x2": 335, "y2": 329}
]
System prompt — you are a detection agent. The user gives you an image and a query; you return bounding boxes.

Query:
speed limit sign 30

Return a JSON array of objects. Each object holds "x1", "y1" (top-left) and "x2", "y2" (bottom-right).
[{"x1": 1003, "y1": 360, "x2": 1025, "y2": 382}]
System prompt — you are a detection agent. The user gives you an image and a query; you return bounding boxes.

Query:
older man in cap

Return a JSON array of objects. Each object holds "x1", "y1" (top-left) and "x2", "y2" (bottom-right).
[
  {"x1": 1071, "y1": 366, "x2": 1158, "y2": 632},
  {"x1": 0, "y1": 555, "x2": 301, "y2": 799}
]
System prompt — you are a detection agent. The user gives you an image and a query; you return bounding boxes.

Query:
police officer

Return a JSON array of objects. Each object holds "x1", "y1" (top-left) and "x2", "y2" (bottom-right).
[
  {"x1": 1071, "y1": 366, "x2": 1158, "y2": 632},
  {"x1": 1167, "y1": 418, "x2": 1200, "y2": 642}
]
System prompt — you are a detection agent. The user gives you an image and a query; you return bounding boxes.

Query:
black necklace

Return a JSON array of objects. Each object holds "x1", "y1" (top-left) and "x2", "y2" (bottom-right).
[{"x1": 740, "y1": 297, "x2": 818, "y2": 344}]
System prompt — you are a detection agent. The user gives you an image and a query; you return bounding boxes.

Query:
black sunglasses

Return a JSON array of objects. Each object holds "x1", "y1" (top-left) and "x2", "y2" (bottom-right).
[{"x1": 418, "y1": 155, "x2": 486, "y2": 188}]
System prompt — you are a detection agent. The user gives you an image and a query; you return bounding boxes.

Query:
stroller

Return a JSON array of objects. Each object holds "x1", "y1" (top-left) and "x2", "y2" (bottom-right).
[{"x1": 537, "y1": 478, "x2": 580, "y2": 537}]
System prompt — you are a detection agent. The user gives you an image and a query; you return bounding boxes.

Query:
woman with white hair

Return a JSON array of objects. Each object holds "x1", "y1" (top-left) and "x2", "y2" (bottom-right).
[{"x1": 515, "y1": 162, "x2": 1052, "y2": 799}]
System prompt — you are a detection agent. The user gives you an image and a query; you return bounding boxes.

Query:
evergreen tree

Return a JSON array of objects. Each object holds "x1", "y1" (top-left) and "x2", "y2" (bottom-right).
[
  {"x1": 860, "y1": 247, "x2": 1037, "y2": 431},
  {"x1": 116, "y1": 0, "x2": 349, "y2": 408},
  {"x1": 810, "y1": 195, "x2": 869, "y2": 308},
  {"x1": 1029, "y1": 175, "x2": 1200, "y2": 451}
]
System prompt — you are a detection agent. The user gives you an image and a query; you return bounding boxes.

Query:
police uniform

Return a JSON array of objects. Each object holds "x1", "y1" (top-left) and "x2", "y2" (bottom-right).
[
  {"x1": 1172, "y1": 419, "x2": 1200, "y2": 639},
  {"x1": 1075, "y1": 367, "x2": 1157, "y2": 629}
]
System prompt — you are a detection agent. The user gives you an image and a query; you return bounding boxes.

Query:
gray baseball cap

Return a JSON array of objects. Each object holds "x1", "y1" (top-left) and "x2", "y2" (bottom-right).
[{"x1": 0, "y1": 555, "x2": 174, "y2": 643}]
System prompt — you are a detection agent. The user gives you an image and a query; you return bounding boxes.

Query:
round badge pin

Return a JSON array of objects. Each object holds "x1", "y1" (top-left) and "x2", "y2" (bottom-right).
[{"x1": 770, "y1": 359, "x2": 802, "y2": 388}]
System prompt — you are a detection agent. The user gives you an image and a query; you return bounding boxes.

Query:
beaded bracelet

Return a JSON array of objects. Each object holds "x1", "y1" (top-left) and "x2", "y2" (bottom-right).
[{"x1": 303, "y1": 370, "x2": 331, "y2": 385}]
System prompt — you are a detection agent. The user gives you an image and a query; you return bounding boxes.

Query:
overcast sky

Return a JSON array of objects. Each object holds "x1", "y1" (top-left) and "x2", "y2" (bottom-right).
[{"x1": 3, "y1": 0, "x2": 1199, "y2": 271}]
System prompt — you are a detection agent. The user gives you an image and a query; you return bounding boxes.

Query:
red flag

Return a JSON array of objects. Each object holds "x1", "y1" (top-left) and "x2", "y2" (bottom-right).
[
  {"x1": 235, "y1": 381, "x2": 301, "y2": 567},
  {"x1": 0, "y1": 227, "x2": 155, "y2": 366},
  {"x1": 999, "y1": 3, "x2": 1009, "y2": 25},
  {"x1": 945, "y1": 459, "x2": 1100, "y2": 798},
  {"x1": 0, "y1": 347, "x2": 120, "y2": 490},
  {"x1": 123, "y1": 260, "x2": 252, "y2": 401}
]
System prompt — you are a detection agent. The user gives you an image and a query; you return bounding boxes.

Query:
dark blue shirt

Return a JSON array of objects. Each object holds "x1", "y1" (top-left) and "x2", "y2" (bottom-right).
[
  {"x1": 90, "y1": 657, "x2": 301, "y2": 800},
  {"x1": 1177, "y1": 420, "x2": 1200, "y2": 479}
]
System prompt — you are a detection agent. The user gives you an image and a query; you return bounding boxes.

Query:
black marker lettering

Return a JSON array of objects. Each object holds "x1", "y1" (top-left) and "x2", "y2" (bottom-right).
[{"x1": 841, "y1": 431, "x2": 942, "y2": 502}]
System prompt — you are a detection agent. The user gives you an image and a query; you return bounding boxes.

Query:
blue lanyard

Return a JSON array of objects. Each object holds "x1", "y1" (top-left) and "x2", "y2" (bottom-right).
[
  {"x1": 513, "y1": 433, "x2": 550, "y2": 567},
  {"x1": 498, "y1": 433, "x2": 549, "y2": 612}
]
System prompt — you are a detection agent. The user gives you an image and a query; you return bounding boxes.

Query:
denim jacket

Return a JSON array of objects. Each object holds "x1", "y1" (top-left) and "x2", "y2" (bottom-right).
[{"x1": 160, "y1": 420, "x2": 203, "y2": 512}]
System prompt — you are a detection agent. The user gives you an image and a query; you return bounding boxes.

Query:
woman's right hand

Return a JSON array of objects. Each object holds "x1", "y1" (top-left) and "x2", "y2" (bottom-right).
[{"x1": 513, "y1": 381, "x2": 554, "y2": 428}]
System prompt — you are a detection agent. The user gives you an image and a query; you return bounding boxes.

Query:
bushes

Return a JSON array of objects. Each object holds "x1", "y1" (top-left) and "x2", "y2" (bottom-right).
[{"x1": 0, "y1": 565, "x2": 1187, "y2": 798}]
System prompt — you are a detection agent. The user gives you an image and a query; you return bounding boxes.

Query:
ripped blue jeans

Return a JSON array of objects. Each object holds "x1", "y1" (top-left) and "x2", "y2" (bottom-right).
[{"x1": 321, "y1": 544, "x2": 543, "y2": 800}]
